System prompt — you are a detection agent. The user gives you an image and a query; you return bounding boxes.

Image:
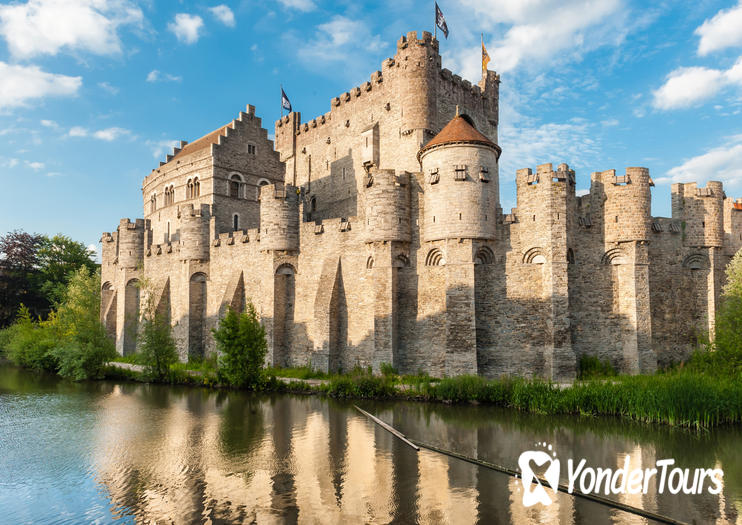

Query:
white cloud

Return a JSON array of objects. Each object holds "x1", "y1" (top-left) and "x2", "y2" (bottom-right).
[
  {"x1": 146, "y1": 70, "x2": 182, "y2": 83},
  {"x1": 92, "y1": 127, "x2": 130, "y2": 141},
  {"x1": 0, "y1": 0, "x2": 143, "y2": 60},
  {"x1": 209, "y1": 5, "x2": 234, "y2": 27},
  {"x1": 696, "y1": 1, "x2": 742, "y2": 56},
  {"x1": 453, "y1": 0, "x2": 623, "y2": 75},
  {"x1": 40, "y1": 119, "x2": 58, "y2": 128},
  {"x1": 1, "y1": 157, "x2": 20, "y2": 168},
  {"x1": 653, "y1": 59, "x2": 742, "y2": 110},
  {"x1": 659, "y1": 135, "x2": 742, "y2": 191},
  {"x1": 68, "y1": 126, "x2": 130, "y2": 140},
  {"x1": 26, "y1": 160, "x2": 44, "y2": 170},
  {"x1": 298, "y1": 16, "x2": 384, "y2": 66},
  {"x1": 0, "y1": 62, "x2": 81, "y2": 109},
  {"x1": 148, "y1": 139, "x2": 180, "y2": 159},
  {"x1": 498, "y1": 115, "x2": 600, "y2": 180},
  {"x1": 98, "y1": 81, "x2": 119, "y2": 95},
  {"x1": 277, "y1": 0, "x2": 315, "y2": 12},
  {"x1": 168, "y1": 13, "x2": 203, "y2": 44},
  {"x1": 68, "y1": 126, "x2": 87, "y2": 137},
  {"x1": 601, "y1": 118, "x2": 619, "y2": 126},
  {"x1": 575, "y1": 189, "x2": 590, "y2": 197}
]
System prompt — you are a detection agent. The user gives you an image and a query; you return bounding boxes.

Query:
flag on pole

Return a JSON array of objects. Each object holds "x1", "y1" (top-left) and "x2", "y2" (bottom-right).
[
  {"x1": 481, "y1": 35, "x2": 490, "y2": 74},
  {"x1": 435, "y1": 2, "x2": 449, "y2": 39},
  {"x1": 281, "y1": 87, "x2": 292, "y2": 112}
]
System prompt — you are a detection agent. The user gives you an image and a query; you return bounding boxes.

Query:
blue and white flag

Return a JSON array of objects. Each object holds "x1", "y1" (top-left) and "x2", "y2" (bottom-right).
[
  {"x1": 435, "y1": 2, "x2": 449, "y2": 39},
  {"x1": 281, "y1": 87, "x2": 292, "y2": 112}
]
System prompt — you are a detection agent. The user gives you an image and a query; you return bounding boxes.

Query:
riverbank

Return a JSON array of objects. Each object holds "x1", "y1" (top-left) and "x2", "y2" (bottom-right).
[{"x1": 103, "y1": 361, "x2": 742, "y2": 430}]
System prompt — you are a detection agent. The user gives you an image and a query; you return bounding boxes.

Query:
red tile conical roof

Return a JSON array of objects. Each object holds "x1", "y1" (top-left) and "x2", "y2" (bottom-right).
[{"x1": 418, "y1": 115, "x2": 501, "y2": 160}]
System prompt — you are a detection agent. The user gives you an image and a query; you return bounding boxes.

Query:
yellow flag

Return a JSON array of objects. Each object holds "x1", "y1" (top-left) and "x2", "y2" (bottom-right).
[{"x1": 482, "y1": 37, "x2": 491, "y2": 74}]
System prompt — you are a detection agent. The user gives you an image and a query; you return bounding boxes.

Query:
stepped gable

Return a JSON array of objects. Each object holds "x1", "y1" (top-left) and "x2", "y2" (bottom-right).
[
  {"x1": 172, "y1": 124, "x2": 230, "y2": 161},
  {"x1": 418, "y1": 114, "x2": 501, "y2": 161}
]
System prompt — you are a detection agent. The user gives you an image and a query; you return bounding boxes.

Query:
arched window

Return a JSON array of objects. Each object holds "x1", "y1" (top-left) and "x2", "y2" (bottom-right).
[
  {"x1": 233, "y1": 214, "x2": 239, "y2": 231},
  {"x1": 310, "y1": 197, "x2": 317, "y2": 212},
  {"x1": 150, "y1": 193, "x2": 157, "y2": 213},
  {"x1": 425, "y1": 248, "x2": 445, "y2": 266},
  {"x1": 229, "y1": 174, "x2": 241, "y2": 198},
  {"x1": 193, "y1": 177, "x2": 200, "y2": 197},
  {"x1": 166, "y1": 221, "x2": 171, "y2": 243}
]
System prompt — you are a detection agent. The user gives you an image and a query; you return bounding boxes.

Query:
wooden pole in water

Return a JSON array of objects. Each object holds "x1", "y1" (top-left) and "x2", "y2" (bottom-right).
[
  {"x1": 354, "y1": 406, "x2": 687, "y2": 525},
  {"x1": 354, "y1": 405, "x2": 420, "y2": 450}
]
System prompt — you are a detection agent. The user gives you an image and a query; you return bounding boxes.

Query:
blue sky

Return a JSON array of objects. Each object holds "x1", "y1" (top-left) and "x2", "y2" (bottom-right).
[{"x1": 1, "y1": 0, "x2": 741, "y2": 258}]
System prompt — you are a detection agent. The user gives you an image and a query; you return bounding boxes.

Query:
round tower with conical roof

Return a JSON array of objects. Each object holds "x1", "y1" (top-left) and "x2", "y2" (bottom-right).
[{"x1": 419, "y1": 113, "x2": 501, "y2": 242}]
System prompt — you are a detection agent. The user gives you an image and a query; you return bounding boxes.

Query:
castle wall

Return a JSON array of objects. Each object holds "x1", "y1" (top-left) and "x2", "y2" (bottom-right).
[{"x1": 100, "y1": 30, "x2": 742, "y2": 381}]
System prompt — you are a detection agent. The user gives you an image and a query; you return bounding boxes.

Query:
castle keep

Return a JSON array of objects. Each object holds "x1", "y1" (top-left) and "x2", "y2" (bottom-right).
[{"x1": 100, "y1": 31, "x2": 742, "y2": 381}]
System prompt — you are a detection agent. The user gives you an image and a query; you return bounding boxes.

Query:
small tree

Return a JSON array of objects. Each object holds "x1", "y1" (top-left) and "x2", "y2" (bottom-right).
[
  {"x1": 213, "y1": 303, "x2": 267, "y2": 389},
  {"x1": 137, "y1": 277, "x2": 178, "y2": 381},
  {"x1": 51, "y1": 267, "x2": 116, "y2": 380}
]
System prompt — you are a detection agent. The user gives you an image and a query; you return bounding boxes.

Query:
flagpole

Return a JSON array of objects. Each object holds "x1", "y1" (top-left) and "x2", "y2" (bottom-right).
[
  {"x1": 280, "y1": 84, "x2": 283, "y2": 118},
  {"x1": 434, "y1": 2, "x2": 437, "y2": 40}
]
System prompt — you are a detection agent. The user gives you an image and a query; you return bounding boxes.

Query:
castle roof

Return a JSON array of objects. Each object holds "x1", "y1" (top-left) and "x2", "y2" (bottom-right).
[
  {"x1": 171, "y1": 124, "x2": 231, "y2": 161},
  {"x1": 418, "y1": 114, "x2": 501, "y2": 160}
]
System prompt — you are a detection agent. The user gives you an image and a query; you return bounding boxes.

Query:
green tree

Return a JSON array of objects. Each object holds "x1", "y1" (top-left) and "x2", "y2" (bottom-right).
[
  {"x1": 37, "y1": 234, "x2": 97, "y2": 305},
  {"x1": 50, "y1": 267, "x2": 116, "y2": 380},
  {"x1": 137, "y1": 277, "x2": 178, "y2": 380},
  {"x1": 0, "y1": 230, "x2": 46, "y2": 326},
  {"x1": 213, "y1": 303, "x2": 267, "y2": 389}
]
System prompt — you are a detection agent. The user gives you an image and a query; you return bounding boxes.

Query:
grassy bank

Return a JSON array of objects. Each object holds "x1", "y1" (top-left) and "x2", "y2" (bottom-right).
[{"x1": 100, "y1": 359, "x2": 742, "y2": 430}]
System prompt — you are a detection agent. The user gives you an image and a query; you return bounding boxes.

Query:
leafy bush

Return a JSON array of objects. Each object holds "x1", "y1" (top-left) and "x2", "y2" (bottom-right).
[
  {"x1": 4, "y1": 306, "x2": 58, "y2": 371},
  {"x1": 139, "y1": 312, "x2": 178, "y2": 381},
  {"x1": 213, "y1": 303, "x2": 267, "y2": 389},
  {"x1": 4, "y1": 269, "x2": 115, "y2": 380},
  {"x1": 324, "y1": 369, "x2": 395, "y2": 398},
  {"x1": 50, "y1": 267, "x2": 115, "y2": 380},
  {"x1": 578, "y1": 354, "x2": 618, "y2": 379}
]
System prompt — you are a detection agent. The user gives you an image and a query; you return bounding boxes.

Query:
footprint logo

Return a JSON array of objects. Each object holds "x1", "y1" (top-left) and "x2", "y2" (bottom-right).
[{"x1": 518, "y1": 446, "x2": 560, "y2": 507}]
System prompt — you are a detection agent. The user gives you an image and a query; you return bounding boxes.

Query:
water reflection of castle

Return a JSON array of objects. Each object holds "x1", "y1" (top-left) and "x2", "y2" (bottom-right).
[{"x1": 93, "y1": 387, "x2": 738, "y2": 523}]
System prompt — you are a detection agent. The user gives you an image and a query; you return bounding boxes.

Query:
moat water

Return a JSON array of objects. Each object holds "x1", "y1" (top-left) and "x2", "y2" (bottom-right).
[{"x1": 1, "y1": 364, "x2": 740, "y2": 524}]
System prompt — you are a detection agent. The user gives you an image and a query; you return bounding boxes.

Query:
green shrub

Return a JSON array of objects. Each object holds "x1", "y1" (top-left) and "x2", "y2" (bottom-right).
[
  {"x1": 51, "y1": 268, "x2": 116, "y2": 380},
  {"x1": 578, "y1": 354, "x2": 617, "y2": 379},
  {"x1": 213, "y1": 303, "x2": 267, "y2": 389},
  {"x1": 379, "y1": 362, "x2": 398, "y2": 376},
  {"x1": 5, "y1": 306, "x2": 58, "y2": 371},
  {"x1": 324, "y1": 372, "x2": 395, "y2": 399},
  {"x1": 139, "y1": 311, "x2": 178, "y2": 381}
]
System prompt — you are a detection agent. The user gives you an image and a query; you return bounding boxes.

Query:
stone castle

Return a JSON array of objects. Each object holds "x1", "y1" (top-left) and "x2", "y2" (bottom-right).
[{"x1": 100, "y1": 31, "x2": 742, "y2": 381}]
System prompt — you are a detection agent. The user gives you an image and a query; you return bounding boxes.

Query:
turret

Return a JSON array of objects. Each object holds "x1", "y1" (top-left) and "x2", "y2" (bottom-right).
[
  {"x1": 396, "y1": 31, "x2": 439, "y2": 135},
  {"x1": 672, "y1": 181, "x2": 724, "y2": 247},
  {"x1": 180, "y1": 204, "x2": 210, "y2": 260},
  {"x1": 117, "y1": 219, "x2": 145, "y2": 269},
  {"x1": 260, "y1": 183, "x2": 299, "y2": 251},
  {"x1": 419, "y1": 114, "x2": 501, "y2": 242},
  {"x1": 600, "y1": 167, "x2": 652, "y2": 244},
  {"x1": 363, "y1": 168, "x2": 411, "y2": 243}
]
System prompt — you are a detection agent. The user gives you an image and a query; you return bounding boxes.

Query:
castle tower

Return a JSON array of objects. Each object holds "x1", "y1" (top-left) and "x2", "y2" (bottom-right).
[
  {"x1": 595, "y1": 167, "x2": 656, "y2": 374},
  {"x1": 362, "y1": 168, "x2": 412, "y2": 372},
  {"x1": 419, "y1": 114, "x2": 501, "y2": 242},
  {"x1": 363, "y1": 168, "x2": 411, "y2": 243},
  {"x1": 602, "y1": 167, "x2": 652, "y2": 244},
  {"x1": 514, "y1": 163, "x2": 577, "y2": 381},
  {"x1": 418, "y1": 114, "x2": 501, "y2": 376},
  {"x1": 180, "y1": 204, "x2": 210, "y2": 261},
  {"x1": 672, "y1": 181, "x2": 726, "y2": 340},
  {"x1": 671, "y1": 181, "x2": 724, "y2": 248},
  {"x1": 117, "y1": 219, "x2": 145, "y2": 269},
  {"x1": 259, "y1": 183, "x2": 300, "y2": 252}
]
